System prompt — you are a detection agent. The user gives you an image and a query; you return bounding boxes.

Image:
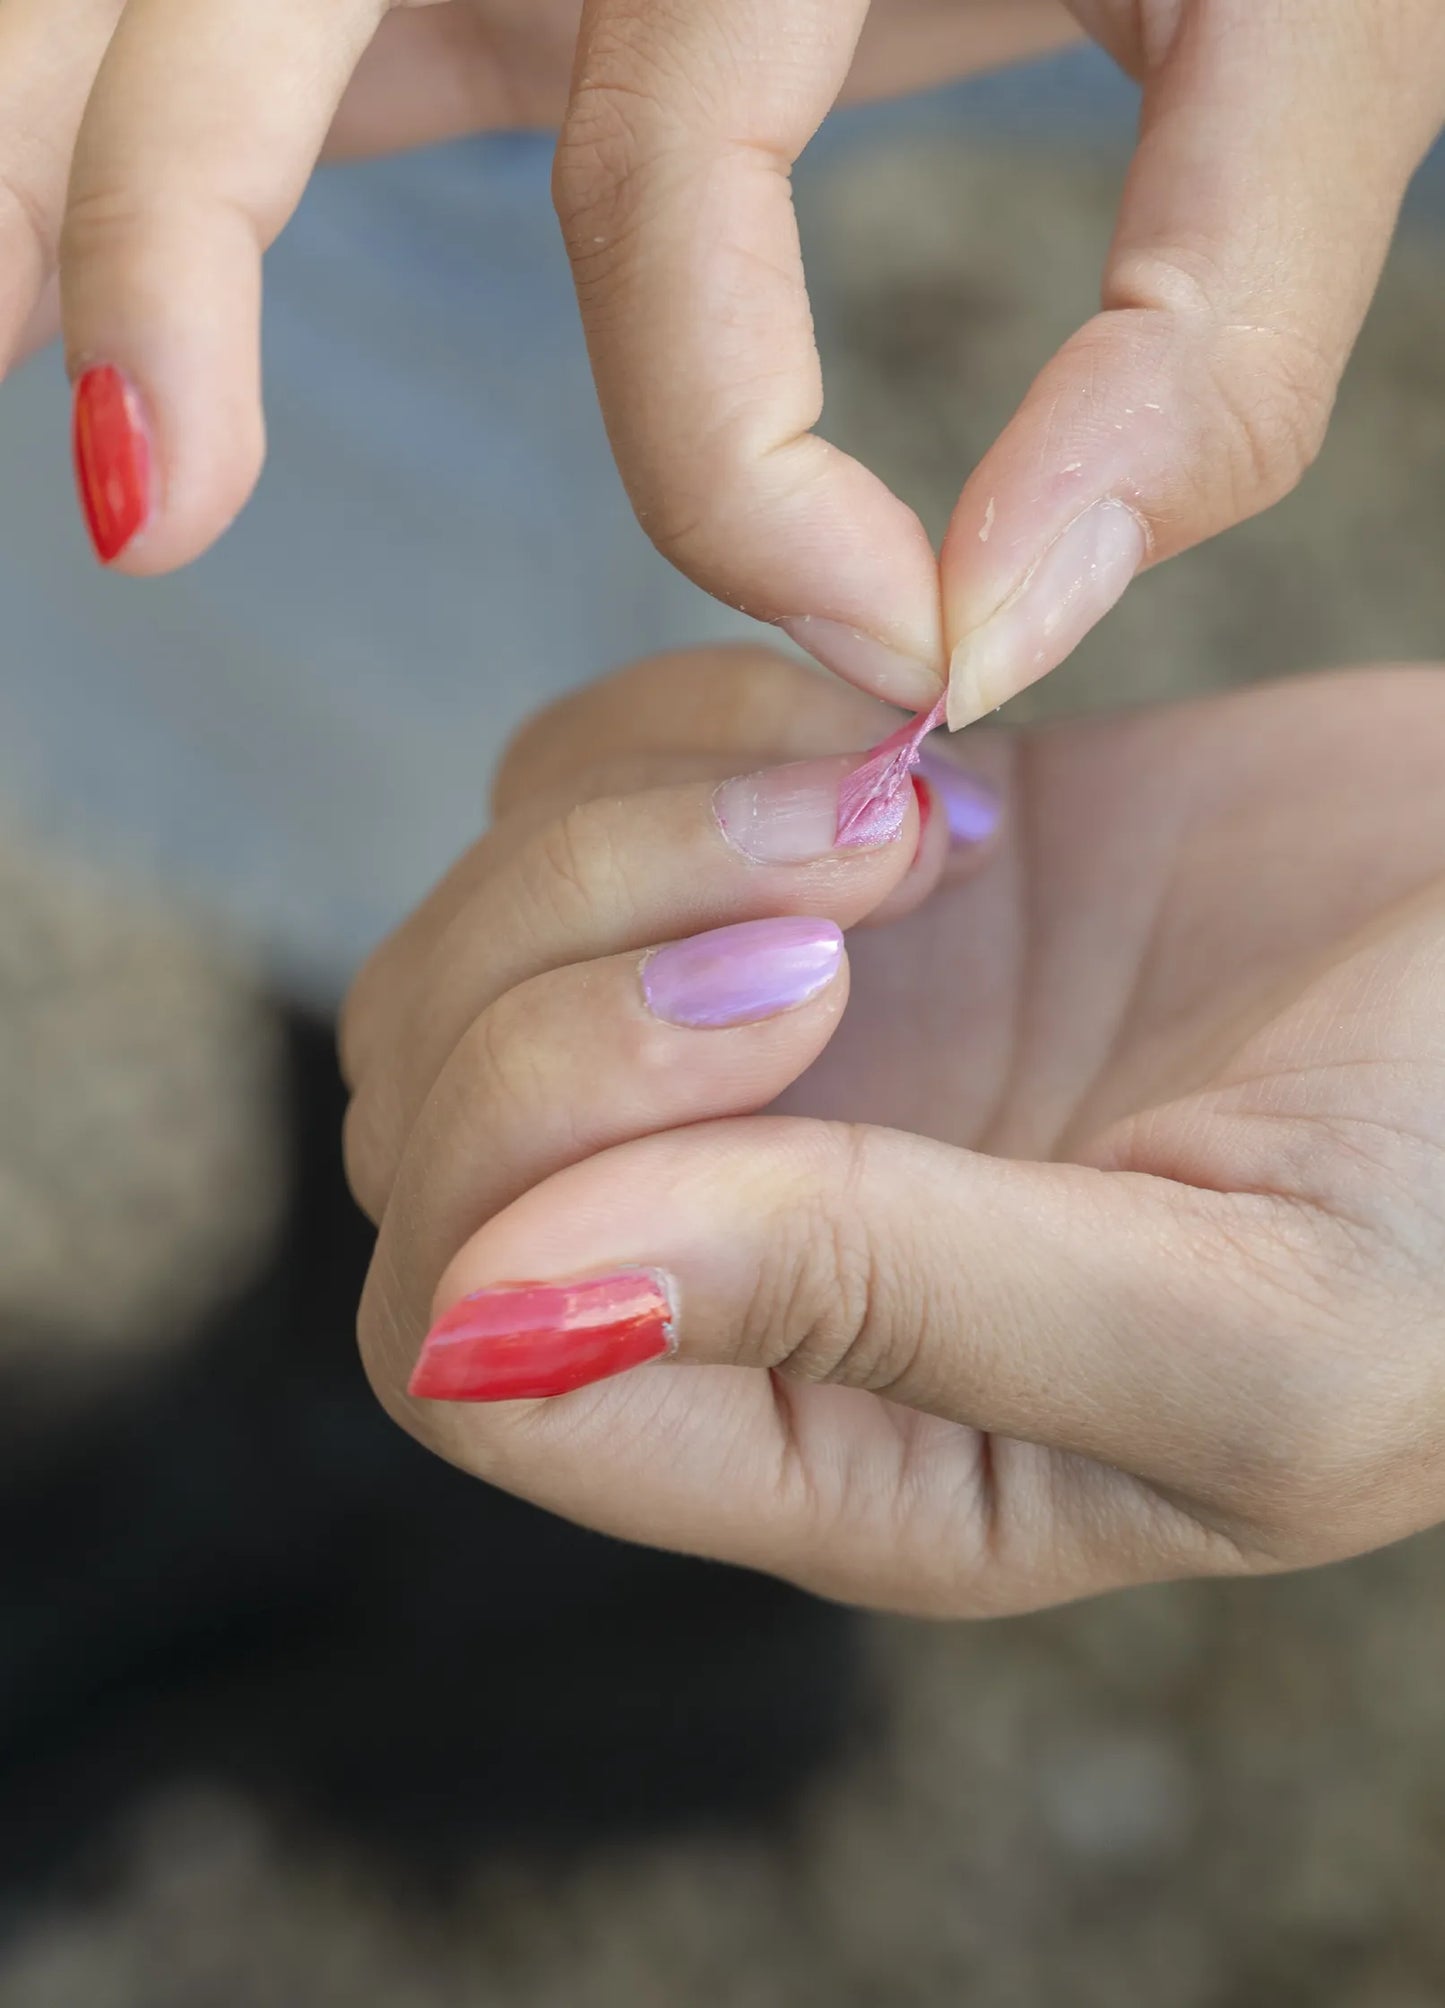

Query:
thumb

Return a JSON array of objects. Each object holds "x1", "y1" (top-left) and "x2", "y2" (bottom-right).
[
  {"x1": 410, "y1": 1114, "x2": 1315, "y2": 1516},
  {"x1": 940, "y1": 0, "x2": 1445, "y2": 727}
]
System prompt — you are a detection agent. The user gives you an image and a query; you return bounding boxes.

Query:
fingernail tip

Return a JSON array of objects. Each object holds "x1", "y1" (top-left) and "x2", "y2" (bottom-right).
[{"x1": 777, "y1": 616, "x2": 943, "y2": 709}]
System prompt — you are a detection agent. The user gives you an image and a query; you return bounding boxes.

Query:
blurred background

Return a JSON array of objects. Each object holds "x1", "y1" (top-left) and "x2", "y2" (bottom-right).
[{"x1": 3, "y1": 37, "x2": 1445, "y2": 2007}]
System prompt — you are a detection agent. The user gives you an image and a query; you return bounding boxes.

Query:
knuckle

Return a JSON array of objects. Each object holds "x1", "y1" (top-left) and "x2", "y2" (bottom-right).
[
  {"x1": 1109, "y1": 248, "x2": 1335, "y2": 513},
  {"x1": 1209, "y1": 329, "x2": 1334, "y2": 513},
  {"x1": 526, "y1": 803, "x2": 631, "y2": 934},
  {"x1": 1199, "y1": 1203, "x2": 1432, "y2": 1561},
  {"x1": 553, "y1": 6, "x2": 700, "y2": 229},
  {"x1": 631, "y1": 487, "x2": 716, "y2": 577},
  {"x1": 553, "y1": 99, "x2": 681, "y2": 264},
  {"x1": 0, "y1": 171, "x2": 57, "y2": 267},
  {"x1": 755, "y1": 1127, "x2": 904, "y2": 1389},
  {"x1": 60, "y1": 183, "x2": 152, "y2": 260},
  {"x1": 456, "y1": 985, "x2": 560, "y2": 1140}
]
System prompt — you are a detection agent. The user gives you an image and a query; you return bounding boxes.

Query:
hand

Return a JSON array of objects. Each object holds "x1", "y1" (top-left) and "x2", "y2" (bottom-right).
[
  {"x1": 12, "y1": 1, "x2": 1064, "y2": 570},
  {"x1": 555, "y1": 0, "x2": 1445, "y2": 721},
  {"x1": 343, "y1": 647, "x2": 1445, "y2": 1616}
]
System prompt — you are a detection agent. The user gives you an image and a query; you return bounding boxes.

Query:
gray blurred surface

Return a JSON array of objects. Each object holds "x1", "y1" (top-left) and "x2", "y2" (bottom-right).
[
  {"x1": 0, "y1": 137, "x2": 759, "y2": 1008},
  {"x1": 4, "y1": 68, "x2": 1445, "y2": 2008}
]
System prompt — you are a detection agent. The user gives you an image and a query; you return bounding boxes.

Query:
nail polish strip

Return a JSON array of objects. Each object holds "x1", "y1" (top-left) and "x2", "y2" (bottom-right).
[
  {"x1": 642, "y1": 917, "x2": 842, "y2": 1029},
  {"x1": 409, "y1": 1268, "x2": 675, "y2": 1403},
  {"x1": 916, "y1": 753, "x2": 1002, "y2": 847},
  {"x1": 835, "y1": 695, "x2": 947, "y2": 846},
  {"x1": 72, "y1": 365, "x2": 151, "y2": 563}
]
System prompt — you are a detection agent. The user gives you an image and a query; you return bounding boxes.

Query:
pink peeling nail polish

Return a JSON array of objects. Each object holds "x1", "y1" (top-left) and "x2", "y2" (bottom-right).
[{"x1": 835, "y1": 695, "x2": 946, "y2": 845}]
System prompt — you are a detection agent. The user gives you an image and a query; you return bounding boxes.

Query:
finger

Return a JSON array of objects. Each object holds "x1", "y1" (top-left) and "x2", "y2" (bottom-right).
[
  {"x1": 492, "y1": 648, "x2": 895, "y2": 819},
  {"x1": 353, "y1": 916, "x2": 848, "y2": 1330},
  {"x1": 941, "y1": 0, "x2": 1445, "y2": 727},
  {"x1": 410, "y1": 1117, "x2": 1350, "y2": 1548},
  {"x1": 325, "y1": 6, "x2": 569, "y2": 157},
  {"x1": 554, "y1": 0, "x2": 945, "y2": 709},
  {"x1": 342, "y1": 645, "x2": 960, "y2": 1083},
  {"x1": 842, "y1": 0, "x2": 1081, "y2": 103},
  {"x1": 0, "y1": 0, "x2": 119, "y2": 373},
  {"x1": 62, "y1": 0, "x2": 385, "y2": 571},
  {"x1": 343, "y1": 750, "x2": 940, "y2": 1198}
]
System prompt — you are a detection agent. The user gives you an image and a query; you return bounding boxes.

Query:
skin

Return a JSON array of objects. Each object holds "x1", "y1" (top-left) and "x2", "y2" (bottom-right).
[
  {"x1": 7, "y1": 2, "x2": 1444, "y2": 722},
  {"x1": 342, "y1": 647, "x2": 1445, "y2": 1617}
]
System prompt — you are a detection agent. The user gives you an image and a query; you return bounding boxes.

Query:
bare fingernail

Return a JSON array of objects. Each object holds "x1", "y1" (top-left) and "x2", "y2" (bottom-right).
[
  {"x1": 916, "y1": 753, "x2": 1003, "y2": 847},
  {"x1": 779, "y1": 617, "x2": 942, "y2": 709},
  {"x1": 714, "y1": 756, "x2": 907, "y2": 864},
  {"x1": 945, "y1": 500, "x2": 1145, "y2": 729}
]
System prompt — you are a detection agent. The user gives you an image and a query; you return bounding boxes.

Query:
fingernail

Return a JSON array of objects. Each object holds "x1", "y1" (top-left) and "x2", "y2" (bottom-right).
[
  {"x1": 410, "y1": 1268, "x2": 675, "y2": 1403},
  {"x1": 72, "y1": 365, "x2": 152, "y2": 564},
  {"x1": 779, "y1": 617, "x2": 942, "y2": 710},
  {"x1": 715, "y1": 756, "x2": 906, "y2": 863},
  {"x1": 916, "y1": 754, "x2": 1002, "y2": 847},
  {"x1": 642, "y1": 917, "x2": 842, "y2": 1029},
  {"x1": 946, "y1": 500, "x2": 1144, "y2": 729}
]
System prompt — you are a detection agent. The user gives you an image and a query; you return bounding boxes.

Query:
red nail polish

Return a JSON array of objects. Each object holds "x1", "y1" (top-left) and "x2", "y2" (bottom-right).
[
  {"x1": 911, "y1": 774, "x2": 933, "y2": 835},
  {"x1": 72, "y1": 365, "x2": 151, "y2": 563},
  {"x1": 409, "y1": 1268, "x2": 675, "y2": 1403}
]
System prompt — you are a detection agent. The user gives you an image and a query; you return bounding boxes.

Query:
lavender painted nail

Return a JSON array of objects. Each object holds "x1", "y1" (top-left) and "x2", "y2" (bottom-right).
[
  {"x1": 917, "y1": 753, "x2": 1003, "y2": 846},
  {"x1": 642, "y1": 917, "x2": 843, "y2": 1029}
]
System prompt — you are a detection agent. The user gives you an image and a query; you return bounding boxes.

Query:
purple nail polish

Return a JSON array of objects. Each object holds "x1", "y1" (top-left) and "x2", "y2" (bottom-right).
[
  {"x1": 916, "y1": 753, "x2": 1003, "y2": 847},
  {"x1": 642, "y1": 917, "x2": 843, "y2": 1029}
]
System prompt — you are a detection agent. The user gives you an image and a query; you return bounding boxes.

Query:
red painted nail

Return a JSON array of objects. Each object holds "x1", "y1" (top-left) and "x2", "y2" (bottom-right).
[
  {"x1": 409, "y1": 1268, "x2": 675, "y2": 1403},
  {"x1": 911, "y1": 774, "x2": 933, "y2": 836},
  {"x1": 72, "y1": 365, "x2": 151, "y2": 563}
]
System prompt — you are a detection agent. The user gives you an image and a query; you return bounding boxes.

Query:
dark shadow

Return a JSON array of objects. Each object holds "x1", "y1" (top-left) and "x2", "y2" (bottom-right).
[{"x1": 0, "y1": 1011, "x2": 863, "y2": 1900}]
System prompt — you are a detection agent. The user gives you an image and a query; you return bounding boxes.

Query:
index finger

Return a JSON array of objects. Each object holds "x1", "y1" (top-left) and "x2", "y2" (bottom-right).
[{"x1": 553, "y1": 0, "x2": 946, "y2": 708}]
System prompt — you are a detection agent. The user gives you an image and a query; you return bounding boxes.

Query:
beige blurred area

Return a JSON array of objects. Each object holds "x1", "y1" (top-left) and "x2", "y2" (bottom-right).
[{"x1": 4, "y1": 131, "x2": 1445, "y2": 2005}]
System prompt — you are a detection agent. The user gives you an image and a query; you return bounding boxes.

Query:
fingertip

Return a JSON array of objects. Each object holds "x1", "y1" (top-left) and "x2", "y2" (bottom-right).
[
  {"x1": 779, "y1": 615, "x2": 944, "y2": 713},
  {"x1": 67, "y1": 339, "x2": 266, "y2": 574},
  {"x1": 944, "y1": 497, "x2": 1147, "y2": 727}
]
